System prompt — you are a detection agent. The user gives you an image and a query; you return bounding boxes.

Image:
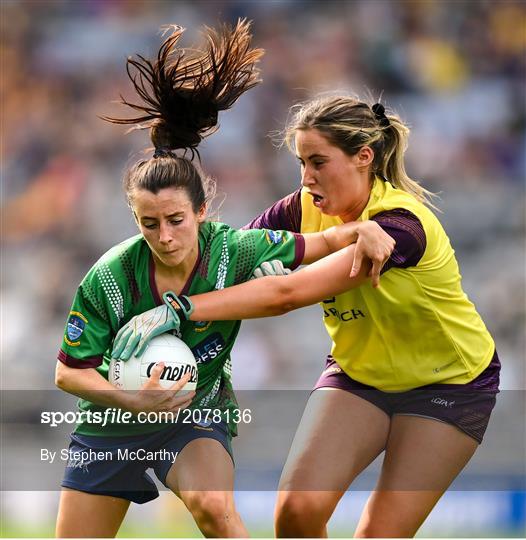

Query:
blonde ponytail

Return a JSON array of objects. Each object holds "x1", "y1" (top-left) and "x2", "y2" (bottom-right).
[
  {"x1": 381, "y1": 114, "x2": 439, "y2": 209},
  {"x1": 284, "y1": 95, "x2": 438, "y2": 209}
]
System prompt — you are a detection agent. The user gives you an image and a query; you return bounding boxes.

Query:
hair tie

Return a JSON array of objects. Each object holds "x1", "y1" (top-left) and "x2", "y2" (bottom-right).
[
  {"x1": 153, "y1": 147, "x2": 173, "y2": 159},
  {"x1": 372, "y1": 103, "x2": 390, "y2": 127}
]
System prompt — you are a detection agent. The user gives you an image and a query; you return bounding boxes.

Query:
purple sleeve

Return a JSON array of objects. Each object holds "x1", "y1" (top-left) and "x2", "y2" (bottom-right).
[
  {"x1": 57, "y1": 349, "x2": 103, "y2": 368},
  {"x1": 291, "y1": 233, "x2": 305, "y2": 270},
  {"x1": 243, "y1": 189, "x2": 302, "y2": 232},
  {"x1": 371, "y1": 209, "x2": 427, "y2": 273}
]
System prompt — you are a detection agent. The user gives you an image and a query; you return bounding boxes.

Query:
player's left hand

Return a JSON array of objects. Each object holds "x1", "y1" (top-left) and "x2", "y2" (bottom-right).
[
  {"x1": 351, "y1": 221, "x2": 395, "y2": 288},
  {"x1": 111, "y1": 292, "x2": 193, "y2": 360},
  {"x1": 252, "y1": 260, "x2": 291, "y2": 279}
]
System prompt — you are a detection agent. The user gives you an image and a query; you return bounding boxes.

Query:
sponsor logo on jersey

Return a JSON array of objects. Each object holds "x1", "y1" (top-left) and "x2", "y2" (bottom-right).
[
  {"x1": 191, "y1": 333, "x2": 226, "y2": 364},
  {"x1": 265, "y1": 230, "x2": 284, "y2": 245},
  {"x1": 194, "y1": 320, "x2": 212, "y2": 333},
  {"x1": 323, "y1": 306, "x2": 365, "y2": 322},
  {"x1": 65, "y1": 312, "x2": 88, "y2": 346}
]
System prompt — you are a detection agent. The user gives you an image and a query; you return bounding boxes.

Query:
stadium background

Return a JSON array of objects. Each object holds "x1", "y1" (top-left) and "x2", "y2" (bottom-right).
[{"x1": 1, "y1": 0, "x2": 525, "y2": 537}]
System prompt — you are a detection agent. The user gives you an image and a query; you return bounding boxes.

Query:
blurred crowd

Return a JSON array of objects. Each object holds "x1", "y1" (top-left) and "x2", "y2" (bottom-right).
[{"x1": 2, "y1": 0, "x2": 525, "y2": 391}]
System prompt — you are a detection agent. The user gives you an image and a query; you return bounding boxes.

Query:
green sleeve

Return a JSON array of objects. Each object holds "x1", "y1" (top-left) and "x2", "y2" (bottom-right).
[
  {"x1": 225, "y1": 227, "x2": 305, "y2": 286},
  {"x1": 58, "y1": 265, "x2": 122, "y2": 368}
]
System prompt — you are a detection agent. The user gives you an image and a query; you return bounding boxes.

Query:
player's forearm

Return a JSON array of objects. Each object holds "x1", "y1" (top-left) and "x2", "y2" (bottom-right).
[
  {"x1": 321, "y1": 222, "x2": 363, "y2": 254},
  {"x1": 188, "y1": 274, "x2": 323, "y2": 321},
  {"x1": 55, "y1": 362, "x2": 138, "y2": 412},
  {"x1": 189, "y1": 276, "x2": 290, "y2": 320},
  {"x1": 302, "y1": 222, "x2": 362, "y2": 264},
  {"x1": 189, "y1": 246, "x2": 368, "y2": 321},
  {"x1": 301, "y1": 232, "x2": 333, "y2": 264}
]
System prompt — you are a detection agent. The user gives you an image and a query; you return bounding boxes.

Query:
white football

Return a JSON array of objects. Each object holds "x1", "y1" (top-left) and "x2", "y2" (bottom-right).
[{"x1": 109, "y1": 333, "x2": 198, "y2": 391}]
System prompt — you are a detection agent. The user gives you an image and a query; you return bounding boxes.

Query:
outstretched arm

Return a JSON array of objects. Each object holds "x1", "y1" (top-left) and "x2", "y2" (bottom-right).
[
  {"x1": 189, "y1": 244, "x2": 369, "y2": 321},
  {"x1": 302, "y1": 221, "x2": 394, "y2": 284},
  {"x1": 244, "y1": 190, "x2": 395, "y2": 287},
  {"x1": 112, "y1": 245, "x2": 370, "y2": 360}
]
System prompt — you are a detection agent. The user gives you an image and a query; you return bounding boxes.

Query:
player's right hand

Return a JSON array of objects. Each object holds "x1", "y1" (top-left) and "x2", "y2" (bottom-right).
[
  {"x1": 350, "y1": 221, "x2": 395, "y2": 288},
  {"x1": 111, "y1": 304, "x2": 181, "y2": 361},
  {"x1": 128, "y1": 364, "x2": 195, "y2": 415}
]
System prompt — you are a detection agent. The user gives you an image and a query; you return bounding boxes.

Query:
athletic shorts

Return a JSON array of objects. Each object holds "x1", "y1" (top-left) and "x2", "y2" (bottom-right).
[
  {"x1": 61, "y1": 420, "x2": 232, "y2": 504},
  {"x1": 313, "y1": 350, "x2": 500, "y2": 444}
]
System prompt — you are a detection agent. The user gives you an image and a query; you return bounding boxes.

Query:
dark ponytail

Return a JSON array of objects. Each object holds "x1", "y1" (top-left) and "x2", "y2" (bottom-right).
[{"x1": 102, "y1": 19, "x2": 264, "y2": 208}]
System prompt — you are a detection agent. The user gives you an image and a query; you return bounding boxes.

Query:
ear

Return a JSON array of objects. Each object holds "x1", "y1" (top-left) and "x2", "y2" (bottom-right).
[
  {"x1": 197, "y1": 204, "x2": 207, "y2": 223},
  {"x1": 132, "y1": 210, "x2": 140, "y2": 226},
  {"x1": 356, "y1": 145, "x2": 374, "y2": 168}
]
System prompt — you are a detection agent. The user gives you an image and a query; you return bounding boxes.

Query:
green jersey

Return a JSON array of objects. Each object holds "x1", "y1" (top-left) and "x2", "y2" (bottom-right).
[{"x1": 59, "y1": 222, "x2": 303, "y2": 436}]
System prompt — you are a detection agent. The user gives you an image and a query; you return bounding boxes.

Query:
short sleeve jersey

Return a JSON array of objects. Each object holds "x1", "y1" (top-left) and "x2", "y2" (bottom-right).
[
  {"x1": 243, "y1": 189, "x2": 426, "y2": 271},
  {"x1": 59, "y1": 221, "x2": 304, "y2": 436},
  {"x1": 244, "y1": 181, "x2": 494, "y2": 391}
]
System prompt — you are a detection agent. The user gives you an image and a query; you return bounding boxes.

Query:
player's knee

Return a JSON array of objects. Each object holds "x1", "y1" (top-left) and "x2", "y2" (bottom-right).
[
  {"x1": 184, "y1": 491, "x2": 237, "y2": 536},
  {"x1": 275, "y1": 492, "x2": 327, "y2": 536}
]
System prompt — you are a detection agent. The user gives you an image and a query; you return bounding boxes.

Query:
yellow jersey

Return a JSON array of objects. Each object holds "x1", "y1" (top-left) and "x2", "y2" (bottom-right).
[{"x1": 300, "y1": 178, "x2": 495, "y2": 391}]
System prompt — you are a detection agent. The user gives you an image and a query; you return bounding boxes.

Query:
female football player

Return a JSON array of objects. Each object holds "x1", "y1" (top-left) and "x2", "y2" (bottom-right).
[
  {"x1": 116, "y1": 95, "x2": 500, "y2": 538},
  {"x1": 55, "y1": 23, "x2": 393, "y2": 538}
]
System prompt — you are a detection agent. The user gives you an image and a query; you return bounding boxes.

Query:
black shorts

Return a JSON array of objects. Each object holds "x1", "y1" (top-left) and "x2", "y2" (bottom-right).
[
  {"x1": 313, "y1": 351, "x2": 500, "y2": 444},
  {"x1": 61, "y1": 421, "x2": 232, "y2": 504}
]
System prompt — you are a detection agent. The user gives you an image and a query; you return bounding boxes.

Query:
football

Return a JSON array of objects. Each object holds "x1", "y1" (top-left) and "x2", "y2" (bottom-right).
[{"x1": 108, "y1": 333, "x2": 198, "y2": 391}]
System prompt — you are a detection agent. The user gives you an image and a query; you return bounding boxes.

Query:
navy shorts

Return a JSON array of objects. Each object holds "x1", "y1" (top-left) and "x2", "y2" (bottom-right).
[
  {"x1": 314, "y1": 351, "x2": 500, "y2": 444},
  {"x1": 61, "y1": 421, "x2": 232, "y2": 504}
]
